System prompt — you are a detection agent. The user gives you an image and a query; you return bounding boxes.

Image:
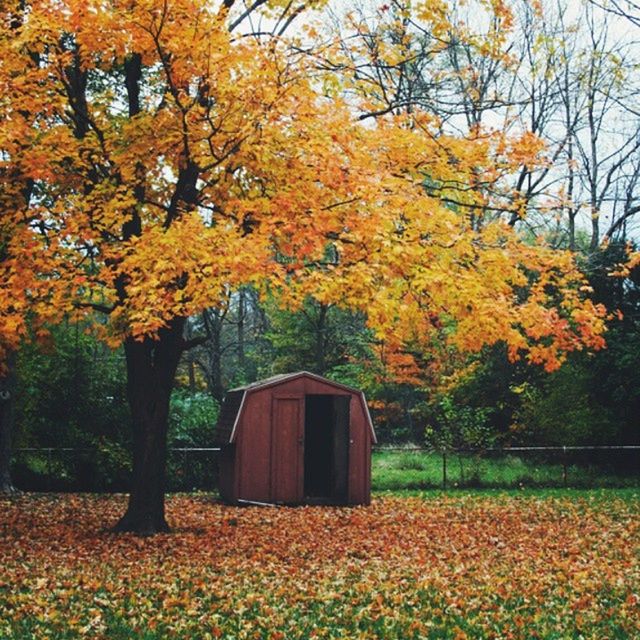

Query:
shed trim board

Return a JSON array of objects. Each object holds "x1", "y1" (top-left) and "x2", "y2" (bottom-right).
[
  {"x1": 226, "y1": 371, "x2": 376, "y2": 443},
  {"x1": 359, "y1": 391, "x2": 375, "y2": 442},
  {"x1": 228, "y1": 388, "x2": 249, "y2": 443},
  {"x1": 229, "y1": 371, "x2": 364, "y2": 393}
]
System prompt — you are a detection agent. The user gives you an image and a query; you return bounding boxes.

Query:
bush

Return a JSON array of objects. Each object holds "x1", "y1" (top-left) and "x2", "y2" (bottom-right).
[{"x1": 168, "y1": 390, "x2": 219, "y2": 447}]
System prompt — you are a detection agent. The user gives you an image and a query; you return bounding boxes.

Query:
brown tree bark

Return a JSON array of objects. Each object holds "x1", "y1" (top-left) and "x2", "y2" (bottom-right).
[
  {"x1": 113, "y1": 317, "x2": 185, "y2": 534},
  {"x1": 1, "y1": 0, "x2": 35, "y2": 497},
  {"x1": 0, "y1": 351, "x2": 17, "y2": 494},
  {"x1": 314, "y1": 303, "x2": 328, "y2": 376},
  {"x1": 237, "y1": 288, "x2": 246, "y2": 375},
  {"x1": 112, "y1": 52, "x2": 191, "y2": 535},
  {"x1": 201, "y1": 309, "x2": 226, "y2": 403}
]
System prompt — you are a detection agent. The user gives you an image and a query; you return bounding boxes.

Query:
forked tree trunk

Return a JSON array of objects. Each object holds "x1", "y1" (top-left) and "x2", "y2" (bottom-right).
[
  {"x1": 113, "y1": 318, "x2": 185, "y2": 534},
  {"x1": 0, "y1": 351, "x2": 17, "y2": 494}
]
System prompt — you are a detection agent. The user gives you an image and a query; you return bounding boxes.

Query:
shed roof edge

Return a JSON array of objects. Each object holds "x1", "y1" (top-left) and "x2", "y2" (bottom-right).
[
  {"x1": 226, "y1": 371, "x2": 377, "y2": 443},
  {"x1": 230, "y1": 370, "x2": 365, "y2": 393},
  {"x1": 228, "y1": 390, "x2": 247, "y2": 444}
]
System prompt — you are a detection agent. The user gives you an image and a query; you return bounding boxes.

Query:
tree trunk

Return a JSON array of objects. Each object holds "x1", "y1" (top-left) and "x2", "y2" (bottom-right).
[
  {"x1": 237, "y1": 288, "x2": 246, "y2": 375},
  {"x1": 314, "y1": 303, "x2": 328, "y2": 375},
  {"x1": 187, "y1": 357, "x2": 196, "y2": 393},
  {"x1": 113, "y1": 318, "x2": 185, "y2": 534},
  {"x1": 0, "y1": 351, "x2": 17, "y2": 494},
  {"x1": 209, "y1": 324, "x2": 225, "y2": 403},
  {"x1": 202, "y1": 309, "x2": 225, "y2": 403}
]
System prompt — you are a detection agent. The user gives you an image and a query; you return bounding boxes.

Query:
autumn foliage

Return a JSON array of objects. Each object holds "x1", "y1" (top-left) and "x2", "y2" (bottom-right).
[
  {"x1": 0, "y1": 0, "x2": 611, "y2": 530},
  {"x1": 0, "y1": 0, "x2": 607, "y2": 369},
  {"x1": 0, "y1": 493, "x2": 638, "y2": 638}
]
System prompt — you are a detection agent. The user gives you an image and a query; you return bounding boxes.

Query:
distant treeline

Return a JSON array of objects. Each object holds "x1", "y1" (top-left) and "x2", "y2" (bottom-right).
[{"x1": 12, "y1": 244, "x2": 639, "y2": 492}]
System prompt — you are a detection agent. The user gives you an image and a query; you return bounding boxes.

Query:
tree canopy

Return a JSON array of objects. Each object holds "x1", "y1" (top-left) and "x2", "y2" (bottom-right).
[{"x1": 0, "y1": 0, "x2": 612, "y2": 531}]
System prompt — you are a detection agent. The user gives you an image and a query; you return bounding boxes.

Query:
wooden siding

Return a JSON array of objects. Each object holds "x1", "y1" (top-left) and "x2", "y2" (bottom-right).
[{"x1": 348, "y1": 395, "x2": 367, "y2": 505}]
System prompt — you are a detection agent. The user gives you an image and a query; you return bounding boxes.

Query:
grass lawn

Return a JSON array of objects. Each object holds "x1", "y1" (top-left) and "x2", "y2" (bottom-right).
[
  {"x1": 372, "y1": 449, "x2": 640, "y2": 491},
  {"x1": 0, "y1": 491, "x2": 638, "y2": 639}
]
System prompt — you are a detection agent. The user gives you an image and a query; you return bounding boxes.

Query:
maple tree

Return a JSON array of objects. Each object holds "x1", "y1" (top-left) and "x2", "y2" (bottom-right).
[{"x1": 1, "y1": 0, "x2": 608, "y2": 532}]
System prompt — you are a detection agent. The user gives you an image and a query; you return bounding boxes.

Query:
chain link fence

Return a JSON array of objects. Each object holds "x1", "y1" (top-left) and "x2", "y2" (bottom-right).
[
  {"x1": 10, "y1": 445, "x2": 640, "y2": 492},
  {"x1": 372, "y1": 446, "x2": 640, "y2": 490},
  {"x1": 11, "y1": 447, "x2": 220, "y2": 492}
]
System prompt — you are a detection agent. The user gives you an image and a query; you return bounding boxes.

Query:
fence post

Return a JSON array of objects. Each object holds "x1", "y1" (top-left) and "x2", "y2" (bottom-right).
[
  {"x1": 442, "y1": 450, "x2": 447, "y2": 489},
  {"x1": 562, "y1": 446, "x2": 568, "y2": 487},
  {"x1": 47, "y1": 448, "x2": 53, "y2": 491},
  {"x1": 183, "y1": 449, "x2": 188, "y2": 491}
]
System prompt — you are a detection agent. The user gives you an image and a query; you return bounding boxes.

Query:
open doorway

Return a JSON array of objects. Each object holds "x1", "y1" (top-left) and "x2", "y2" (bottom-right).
[{"x1": 304, "y1": 395, "x2": 350, "y2": 502}]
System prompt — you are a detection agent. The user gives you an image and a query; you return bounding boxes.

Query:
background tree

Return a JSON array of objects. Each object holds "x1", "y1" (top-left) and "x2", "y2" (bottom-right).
[
  {"x1": 591, "y1": 0, "x2": 640, "y2": 28},
  {"x1": 0, "y1": 352, "x2": 16, "y2": 493},
  {"x1": 0, "y1": 1, "x2": 38, "y2": 494},
  {"x1": 14, "y1": 322, "x2": 131, "y2": 490},
  {"x1": 182, "y1": 288, "x2": 269, "y2": 401},
  {"x1": 265, "y1": 299, "x2": 372, "y2": 377}
]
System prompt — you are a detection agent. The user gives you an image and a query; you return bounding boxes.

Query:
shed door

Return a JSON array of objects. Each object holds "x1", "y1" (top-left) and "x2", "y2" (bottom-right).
[
  {"x1": 331, "y1": 395, "x2": 351, "y2": 500},
  {"x1": 271, "y1": 396, "x2": 304, "y2": 503}
]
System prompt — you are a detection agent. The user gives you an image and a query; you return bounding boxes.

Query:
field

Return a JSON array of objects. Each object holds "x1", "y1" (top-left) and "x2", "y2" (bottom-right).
[
  {"x1": 372, "y1": 450, "x2": 640, "y2": 490},
  {"x1": 1, "y1": 492, "x2": 639, "y2": 639}
]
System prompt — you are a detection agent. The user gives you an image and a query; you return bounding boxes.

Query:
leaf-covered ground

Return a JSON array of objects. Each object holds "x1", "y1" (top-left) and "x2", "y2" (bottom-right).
[{"x1": 0, "y1": 493, "x2": 638, "y2": 639}]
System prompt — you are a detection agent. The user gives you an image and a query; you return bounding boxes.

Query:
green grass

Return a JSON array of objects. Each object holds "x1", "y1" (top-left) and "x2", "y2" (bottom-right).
[{"x1": 372, "y1": 450, "x2": 640, "y2": 491}]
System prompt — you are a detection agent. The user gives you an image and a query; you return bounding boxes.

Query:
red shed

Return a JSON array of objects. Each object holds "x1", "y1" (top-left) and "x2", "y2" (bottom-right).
[{"x1": 214, "y1": 371, "x2": 376, "y2": 505}]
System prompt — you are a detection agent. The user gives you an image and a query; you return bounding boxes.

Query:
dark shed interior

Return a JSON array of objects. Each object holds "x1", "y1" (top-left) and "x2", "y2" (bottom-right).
[{"x1": 303, "y1": 395, "x2": 350, "y2": 501}]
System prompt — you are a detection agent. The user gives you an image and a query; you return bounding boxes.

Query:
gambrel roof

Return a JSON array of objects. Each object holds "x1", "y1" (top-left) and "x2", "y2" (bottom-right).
[{"x1": 214, "y1": 371, "x2": 376, "y2": 444}]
